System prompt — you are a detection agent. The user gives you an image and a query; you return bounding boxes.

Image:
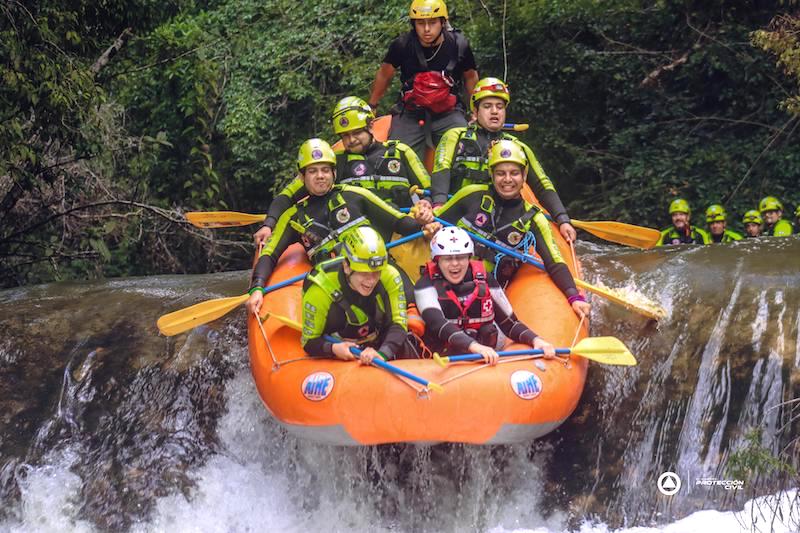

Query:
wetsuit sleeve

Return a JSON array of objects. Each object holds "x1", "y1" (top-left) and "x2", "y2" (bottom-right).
[
  {"x1": 487, "y1": 275, "x2": 538, "y2": 345},
  {"x1": 264, "y1": 176, "x2": 305, "y2": 229},
  {"x1": 414, "y1": 274, "x2": 476, "y2": 353},
  {"x1": 431, "y1": 128, "x2": 462, "y2": 205},
  {"x1": 346, "y1": 186, "x2": 421, "y2": 237},
  {"x1": 301, "y1": 284, "x2": 337, "y2": 357},
  {"x1": 434, "y1": 184, "x2": 483, "y2": 225},
  {"x1": 398, "y1": 142, "x2": 431, "y2": 193},
  {"x1": 517, "y1": 140, "x2": 569, "y2": 225},
  {"x1": 376, "y1": 266, "x2": 409, "y2": 359},
  {"x1": 530, "y1": 211, "x2": 579, "y2": 299},
  {"x1": 250, "y1": 206, "x2": 299, "y2": 290}
]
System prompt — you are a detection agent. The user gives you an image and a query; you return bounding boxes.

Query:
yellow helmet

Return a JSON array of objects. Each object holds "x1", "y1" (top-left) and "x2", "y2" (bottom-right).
[
  {"x1": 331, "y1": 96, "x2": 374, "y2": 135},
  {"x1": 758, "y1": 196, "x2": 783, "y2": 213},
  {"x1": 488, "y1": 139, "x2": 527, "y2": 169},
  {"x1": 705, "y1": 204, "x2": 727, "y2": 223},
  {"x1": 340, "y1": 226, "x2": 387, "y2": 273},
  {"x1": 409, "y1": 0, "x2": 448, "y2": 19},
  {"x1": 470, "y1": 77, "x2": 510, "y2": 113},
  {"x1": 668, "y1": 198, "x2": 690, "y2": 215},
  {"x1": 297, "y1": 138, "x2": 336, "y2": 172},
  {"x1": 742, "y1": 210, "x2": 762, "y2": 225},
  {"x1": 795, "y1": 205, "x2": 800, "y2": 219}
]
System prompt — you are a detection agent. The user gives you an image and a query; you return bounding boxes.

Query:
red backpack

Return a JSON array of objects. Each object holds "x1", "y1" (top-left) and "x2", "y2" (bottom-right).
[{"x1": 403, "y1": 71, "x2": 456, "y2": 114}]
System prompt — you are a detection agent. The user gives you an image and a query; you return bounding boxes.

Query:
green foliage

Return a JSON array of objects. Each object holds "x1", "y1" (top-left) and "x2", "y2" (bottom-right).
[
  {"x1": 727, "y1": 427, "x2": 797, "y2": 481},
  {"x1": 752, "y1": 13, "x2": 800, "y2": 117}
]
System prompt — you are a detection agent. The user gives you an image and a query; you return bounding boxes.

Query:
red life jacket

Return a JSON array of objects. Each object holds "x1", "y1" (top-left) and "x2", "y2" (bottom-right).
[
  {"x1": 403, "y1": 71, "x2": 457, "y2": 114},
  {"x1": 425, "y1": 260, "x2": 494, "y2": 333}
]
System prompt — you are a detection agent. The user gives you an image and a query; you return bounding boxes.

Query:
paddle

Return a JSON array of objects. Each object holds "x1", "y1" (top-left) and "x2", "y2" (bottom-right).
[
  {"x1": 432, "y1": 336, "x2": 637, "y2": 367},
  {"x1": 433, "y1": 218, "x2": 666, "y2": 321},
  {"x1": 186, "y1": 211, "x2": 265, "y2": 228},
  {"x1": 263, "y1": 311, "x2": 443, "y2": 392},
  {"x1": 156, "y1": 231, "x2": 425, "y2": 336}
]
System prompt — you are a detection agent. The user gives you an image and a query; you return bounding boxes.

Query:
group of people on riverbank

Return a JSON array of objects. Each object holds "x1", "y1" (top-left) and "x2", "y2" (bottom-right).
[
  {"x1": 245, "y1": 0, "x2": 579, "y2": 365},
  {"x1": 656, "y1": 196, "x2": 797, "y2": 246}
]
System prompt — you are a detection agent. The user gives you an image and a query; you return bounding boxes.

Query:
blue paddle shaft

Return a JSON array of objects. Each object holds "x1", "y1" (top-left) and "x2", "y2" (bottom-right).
[
  {"x1": 433, "y1": 217, "x2": 546, "y2": 270},
  {"x1": 323, "y1": 335, "x2": 434, "y2": 388},
  {"x1": 447, "y1": 348, "x2": 571, "y2": 363}
]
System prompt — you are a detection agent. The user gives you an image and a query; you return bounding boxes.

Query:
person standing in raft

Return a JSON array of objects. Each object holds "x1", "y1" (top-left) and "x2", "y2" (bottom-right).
[
  {"x1": 758, "y1": 196, "x2": 794, "y2": 237},
  {"x1": 742, "y1": 210, "x2": 763, "y2": 238},
  {"x1": 253, "y1": 96, "x2": 434, "y2": 246},
  {"x1": 245, "y1": 138, "x2": 433, "y2": 316},
  {"x1": 414, "y1": 226, "x2": 556, "y2": 365},
  {"x1": 655, "y1": 199, "x2": 711, "y2": 246},
  {"x1": 368, "y1": 0, "x2": 479, "y2": 162},
  {"x1": 431, "y1": 77, "x2": 577, "y2": 242},
  {"x1": 705, "y1": 204, "x2": 742, "y2": 243},
  {"x1": 435, "y1": 139, "x2": 591, "y2": 319},
  {"x1": 302, "y1": 226, "x2": 418, "y2": 362}
]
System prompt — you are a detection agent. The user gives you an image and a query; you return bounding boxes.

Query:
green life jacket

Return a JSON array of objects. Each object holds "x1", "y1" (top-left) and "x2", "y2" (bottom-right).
[
  {"x1": 289, "y1": 190, "x2": 369, "y2": 263},
  {"x1": 306, "y1": 262, "x2": 389, "y2": 345},
  {"x1": 450, "y1": 124, "x2": 491, "y2": 190},
  {"x1": 337, "y1": 141, "x2": 413, "y2": 207}
]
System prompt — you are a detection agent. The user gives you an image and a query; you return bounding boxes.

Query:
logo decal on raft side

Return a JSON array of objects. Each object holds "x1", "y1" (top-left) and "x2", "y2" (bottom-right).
[
  {"x1": 474, "y1": 213, "x2": 488, "y2": 227},
  {"x1": 387, "y1": 160, "x2": 401, "y2": 174},
  {"x1": 353, "y1": 162, "x2": 367, "y2": 176},
  {"x1": 302, "y1": 372, "x2": 335, "y2": 401},
  {"x1": 510, "y1": 370, "x2": 542, "y2": 400}
]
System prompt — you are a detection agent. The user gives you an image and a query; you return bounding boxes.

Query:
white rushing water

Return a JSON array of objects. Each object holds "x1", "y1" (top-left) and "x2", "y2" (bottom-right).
[{"x1": 4, "y1": 367, "x2": 798, "y2": 533}]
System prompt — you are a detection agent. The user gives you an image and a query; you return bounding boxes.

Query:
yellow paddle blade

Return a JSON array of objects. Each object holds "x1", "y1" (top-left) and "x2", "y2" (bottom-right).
[
  {"x1": 575, "y1": 279, "x2": 667, "y2": 321},
  {"x1": 433, "y1": 352, "x2": 448, "y2": 367},
  {"x1": 389, "y1": 232, "x2": 430, "y2": 284},
  {"x1": 263, "y1": 311, "x2": 302, "y2": 331},
  {"x1": 157, "y1": 293, "x2": 249, "y2": 336},
  {"x1": 572, "y1": 219, "x2": 661, "y2": 249},
  {"x1": 186, "y1": 211, "x2": 265, "y2": 228},
  {"x1": 571, "y1": 336, "x2": 637, "y2": 366}
]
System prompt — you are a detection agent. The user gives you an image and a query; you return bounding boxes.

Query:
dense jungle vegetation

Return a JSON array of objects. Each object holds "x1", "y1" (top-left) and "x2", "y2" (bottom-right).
[{"x1": 1, "y1": 0, "x2": 799, "y2": 287}]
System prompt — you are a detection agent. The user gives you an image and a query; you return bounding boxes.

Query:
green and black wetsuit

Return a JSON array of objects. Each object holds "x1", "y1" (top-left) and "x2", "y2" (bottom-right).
[
  {"x1": 435, "y1": 184, "x2": 580, "y2": 298},
  {"x1": 431, "y1": 124, "x2": 569, "y2": 225},
  {"x1": 301, "y1": 260, "x2": 415, "y2": 360},
  {"x1": 656, "y1": 225, "x2": 711, "y2": 246}
]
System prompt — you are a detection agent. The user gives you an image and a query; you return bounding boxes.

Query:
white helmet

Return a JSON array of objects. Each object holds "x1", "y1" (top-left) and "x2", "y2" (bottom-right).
[{"x1": 430, "y1": 227, "x2": 474, "y2": 259}]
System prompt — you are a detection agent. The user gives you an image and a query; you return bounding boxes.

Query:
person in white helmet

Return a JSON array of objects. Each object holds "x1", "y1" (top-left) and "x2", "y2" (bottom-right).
[{"x1": 413, "y1": 227, "x2": 556, "y2": 364}]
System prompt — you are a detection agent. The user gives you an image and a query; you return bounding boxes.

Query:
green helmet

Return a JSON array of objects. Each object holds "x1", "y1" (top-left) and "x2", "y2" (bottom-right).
[
  {"x1": 297, "y1": 138, "x2": 336, "y2": 171},
  {"x1": 488, "y1": 139, "x2": 527, "y2": 169},
  {"x1": 331, "y1": 96, "x2": 375, "y2": 135},
  {"x1": 705, "y1": 204, "x2": 727, "y2": 223},
  {"x1": 742, "y1": 210, "x2": 762, "y2": 225},
  {"x1": 668, "y1": 198, "x2": 691, "y2": 215},
  {"x1": 340, "y1": 226, "x2": 387, "y2": 273},
  {"x1": 470, "y1": 77, "x2": 510, "y2": 113},
  {"x1": 758, "y1": 196, "x2": 783, "y2": 213}
]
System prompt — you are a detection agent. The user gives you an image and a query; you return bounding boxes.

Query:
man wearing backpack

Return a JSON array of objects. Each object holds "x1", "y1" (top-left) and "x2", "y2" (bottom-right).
[{"x1": 369, "y1": 0, "x2": 479, "y2": 161}]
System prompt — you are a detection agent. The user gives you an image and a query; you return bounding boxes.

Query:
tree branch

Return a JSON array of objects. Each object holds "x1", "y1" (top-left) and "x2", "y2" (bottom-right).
[{"x1": 91, "y1": 28, "x2": 133, "y2": 75}]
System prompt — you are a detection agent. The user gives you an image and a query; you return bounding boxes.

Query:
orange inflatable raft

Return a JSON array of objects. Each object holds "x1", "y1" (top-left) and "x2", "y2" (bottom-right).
[{"x1": 247, "y1": 117, "x2": 589, "y2": 445}]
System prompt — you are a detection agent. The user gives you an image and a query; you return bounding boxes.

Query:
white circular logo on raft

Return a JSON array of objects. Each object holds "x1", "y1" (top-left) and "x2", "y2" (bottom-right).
[
  {"x1": 510, "y1": 370, "x2": 542, "y2": 400},
  {"x1": 301, "y1": 372, "x2": 334, "y2": 401}
]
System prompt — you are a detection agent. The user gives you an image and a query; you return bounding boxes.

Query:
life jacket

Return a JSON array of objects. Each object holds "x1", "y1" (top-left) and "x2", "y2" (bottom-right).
[
  {"x1": 401, "y1": 29, "x2": 467, "y2": 114},
  {"x1": 450, "y1": 124, "x2": 492, "y2": 190},
  {"x1": 658, "y1": 225, "x2": 707, "y2": 245},
  {"x1": 763, "y1": 219, "x2": 794, "y2": 237},
  {"x1": 337, "y1": 142, "x2": 413, "y2": 207},
  {"x1": 306, "y1": 263, "x2": 388, "y2": 346},
  {"x1": 290, "y1": 190, "x2": 368, "y2": 263},
  {"x1": 424, "y1": 260, "x2": 495, "y2": 341},
  {"x1": 456, "y1": 192, "x2": 540, "y2": 261}
]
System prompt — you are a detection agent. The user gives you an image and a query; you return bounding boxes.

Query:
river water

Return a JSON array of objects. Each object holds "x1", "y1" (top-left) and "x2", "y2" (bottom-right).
[{"x1": 1, "y1": 238, "x2": 798, "y2": 532}]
